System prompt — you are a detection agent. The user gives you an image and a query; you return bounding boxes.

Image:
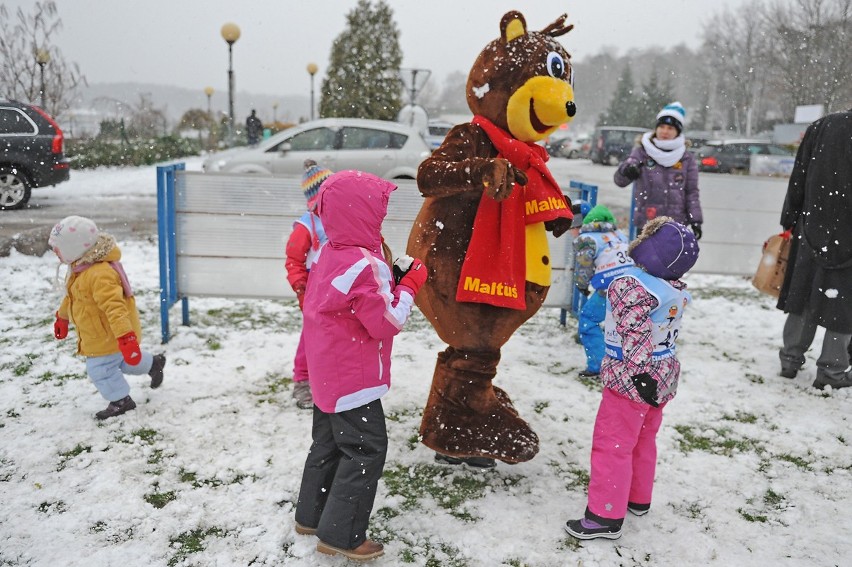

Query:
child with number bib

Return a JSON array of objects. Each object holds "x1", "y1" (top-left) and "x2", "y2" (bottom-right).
[
  {"x1": 572, "y1": 205, "x2": 634, "y2": 377},
  {"x1": 566, "y1": 217, "x2": 698, "y2": 540}
]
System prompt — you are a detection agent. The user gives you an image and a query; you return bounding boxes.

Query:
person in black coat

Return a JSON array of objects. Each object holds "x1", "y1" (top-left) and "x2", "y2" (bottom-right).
[
  {"x1": 245, "y1": 109, "x2": 263, "y2": 145},
  {"x1": 777, "y1": 109, "x2": 852, "y2": 390}
]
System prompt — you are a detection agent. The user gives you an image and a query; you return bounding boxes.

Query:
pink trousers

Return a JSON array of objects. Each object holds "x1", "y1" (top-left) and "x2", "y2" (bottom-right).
[
  {"x1": 587, "y1": 387, "x2": 666, "y2": 521},
  {"x1": 293, "y1": 328, "x2": 309, "y2": 383}
]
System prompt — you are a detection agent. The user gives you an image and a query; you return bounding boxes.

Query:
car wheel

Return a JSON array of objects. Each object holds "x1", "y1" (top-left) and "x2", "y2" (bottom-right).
[
  {"x1": 0, "y1": 167, "x2": 32, "y2": 211},
  {"x1": 568, "y1": 150, "x2": 578, "y2": 159}
]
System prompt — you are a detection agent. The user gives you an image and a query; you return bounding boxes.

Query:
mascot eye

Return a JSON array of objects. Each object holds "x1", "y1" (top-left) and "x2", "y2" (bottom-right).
[{"x1": 546, "y1": 52, "x2": 566, "y2": 79}]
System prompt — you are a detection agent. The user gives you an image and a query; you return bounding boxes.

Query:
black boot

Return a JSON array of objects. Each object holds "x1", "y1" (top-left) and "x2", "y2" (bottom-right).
[
  {"x1": 95, "y1": 396, "x2": 136, "y2": 420},
  {"x1": 149, "y1": 354, "x2": 166, "y2": 389}
]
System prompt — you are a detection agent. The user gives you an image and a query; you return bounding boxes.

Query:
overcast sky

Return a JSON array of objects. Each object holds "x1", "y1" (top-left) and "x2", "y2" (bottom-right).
[{"x1": 13, "y1": 0, "x2": 752, "y2": 97}]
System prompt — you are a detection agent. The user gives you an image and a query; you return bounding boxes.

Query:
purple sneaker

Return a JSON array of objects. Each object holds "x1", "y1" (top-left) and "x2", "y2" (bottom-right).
[
  {"x1": 95, "y1": 396, "x2": 136, "y2": 420},
  {"x1": 564, "y1": 517, "x2": 622, "y2": 540}
]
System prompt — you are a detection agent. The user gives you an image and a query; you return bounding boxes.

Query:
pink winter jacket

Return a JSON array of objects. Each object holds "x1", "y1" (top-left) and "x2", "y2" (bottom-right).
[{"x1": 302, "y1": 171, "x2": 416, "y2": 413}]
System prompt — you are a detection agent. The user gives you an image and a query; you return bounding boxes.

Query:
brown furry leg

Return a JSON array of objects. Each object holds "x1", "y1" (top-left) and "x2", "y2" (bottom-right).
[{"x1": 419, "y1": 347, "x2": 539, "y2": 463}]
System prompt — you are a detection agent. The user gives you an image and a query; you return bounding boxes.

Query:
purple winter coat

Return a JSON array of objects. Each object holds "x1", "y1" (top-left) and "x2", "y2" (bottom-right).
[
  {"x1": 302, "y1": 171, "x2": 416, "y2": 413},
  {"x1": 614, "y1": 144, "x2": 703, "y2": 230}
]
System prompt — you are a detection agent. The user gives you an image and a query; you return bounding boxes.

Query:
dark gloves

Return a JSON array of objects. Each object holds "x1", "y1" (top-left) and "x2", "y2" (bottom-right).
[
  {"x1": 54, "y1": 312, "x2": 69, "y2": 339},
  {"x1": 577, "y1": 286, "x2": 590, "y2": 297},
  {"x1": 622, "y1": 162, "x2": 642, "y2": 181},
  {"x1": 690, "y1": 223, "x2": 702, "y2": 240},
  {"x1": 117, "y1": 332, "x2": 142, "y2": 365},
  {"x1": 631, "y1": 373, "x2": 659, "y2": 407}
]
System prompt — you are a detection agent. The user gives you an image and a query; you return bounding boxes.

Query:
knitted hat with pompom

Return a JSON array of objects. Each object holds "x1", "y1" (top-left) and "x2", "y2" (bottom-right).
[
  {"x1": 629, "y1": 216, "x2": 699, "y2": 280},
  {"x1": 301, "y1": 160, "x2": 333, "y2": 206}
]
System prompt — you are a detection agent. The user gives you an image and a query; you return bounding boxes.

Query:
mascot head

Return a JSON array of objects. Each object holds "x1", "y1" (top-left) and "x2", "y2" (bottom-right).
[{"x1": 466, "y1": 11, "x2": 576, "y2": 143}]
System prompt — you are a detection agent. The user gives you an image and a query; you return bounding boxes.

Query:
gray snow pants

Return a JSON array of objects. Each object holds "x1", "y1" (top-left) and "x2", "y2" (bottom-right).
[
  {"x1": 295, "y1": 400, "x2": 387, "y2": 550},
  {"x1": 780, "y1": 310, "x2": 852, "y2": 379}
]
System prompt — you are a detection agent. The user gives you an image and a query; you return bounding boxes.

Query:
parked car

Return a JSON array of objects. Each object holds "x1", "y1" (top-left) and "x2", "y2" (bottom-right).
[
  {"x1": 0, "y1": 99, "x2": 70, "y2": 210},
  {"x1": 695, "y1": 139, "x2": 795, "y2": 174},
  {"x1": 425, "y1": 119, "x2": 454, "y2": 150},
  {"x1": 589, "y1": 126, "x2": 649, "y2": 165},
  {"x1": 202, "y1": 118, "x2": 431, "y2": 179}
]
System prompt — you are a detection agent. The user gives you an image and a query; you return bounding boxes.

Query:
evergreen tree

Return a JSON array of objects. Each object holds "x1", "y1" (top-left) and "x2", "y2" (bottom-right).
[
  {"x1": 319, "y1": 0, "x2": 403, "y2": 120},
  {"x1": 637, "y1": 69, "x2": 674, "y2": 127},
  {"x1": 598, "y1": 65, "x2": 640, "y2": 126}
]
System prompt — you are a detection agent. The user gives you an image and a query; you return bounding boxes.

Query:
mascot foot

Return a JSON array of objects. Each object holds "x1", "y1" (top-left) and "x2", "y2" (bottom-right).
[
  {"x1": 434, "y1": 452, "x2": 497, "y2": 470},
  {"x1": 420, "y1": 348, "x2": 539, "y2": 464}
]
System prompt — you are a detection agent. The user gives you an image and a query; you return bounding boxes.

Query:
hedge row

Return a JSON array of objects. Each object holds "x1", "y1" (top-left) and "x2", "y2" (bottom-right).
[{"x1": 66, "y1": 137, "x2": 204, "y2": 169}]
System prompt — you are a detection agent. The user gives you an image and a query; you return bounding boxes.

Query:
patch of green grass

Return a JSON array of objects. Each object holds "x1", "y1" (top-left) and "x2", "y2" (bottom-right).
[
  {"x1": 775, "y1": 452, "x2": 812, "y2": 471},
  {"x1": 533, "y1": 401, "x2": 550, "y2": 414},
  {"x1": 691, "y1": 287, "x2": 759, "y2": 301},
  {"x1": 672, "y1": 500, "x2": 705, "y2": 520},
  {"x1": 737, "y1": 508, "x2": 768, "y2": 523},
  {"x1": 144, "y1": 490, "x2": 177, "y2": 509},
  {"x1": 168, "y1": 527, "x2": 225, "y2": 567},
  {"x1": 721, "y1": 411, "x2": 758, "y2": 424},
  {"x1": 35, "y1": 370, "x2": 86, "y2": 385},
  {"x1": 673, "y1": 424, "x2": 763, "y2": 457},
  {"x1": 381, "y1": 463, "x2": 522, "y2": 522},
  {"x1": 37, "y1": 500, "x2": 67, "y2": 514},
  {"x1": 252, "y1": 372, "x2": 293, "y2": 403},
  {"x1": 179, "y1": 468, "x2": 256, "y2": 488},
  {"x1": 57, "y1": 443, "x2": 92, "y2": 471},
  {"x1": 13, "y1": 354, "x2": 39, "y2": 376},
  {"x1": 6, "y1": 409, "x2": 20, "y2": 418},
  {"x1": 547, "y1": 460, "x2": 590, "y2": 491},
  {"x1": 116, "y1": 428, "x2": 160, "y2": 445}
]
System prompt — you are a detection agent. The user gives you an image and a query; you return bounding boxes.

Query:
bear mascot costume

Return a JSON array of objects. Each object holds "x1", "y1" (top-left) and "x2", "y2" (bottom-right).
[{"x1": 408, "y1": 11, "x2": 577, "y2": 466}]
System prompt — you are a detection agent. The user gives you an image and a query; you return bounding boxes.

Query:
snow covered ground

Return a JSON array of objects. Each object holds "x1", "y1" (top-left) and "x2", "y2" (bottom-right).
[{"x1": 1, "y1": 162, "x2": 850, "y2": 567}]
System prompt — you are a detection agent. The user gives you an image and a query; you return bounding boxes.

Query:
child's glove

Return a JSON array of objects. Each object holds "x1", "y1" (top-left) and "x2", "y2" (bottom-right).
[
  {"x1": 396, "y1": 257, "x2": 428, "y2": 296},
  {"x1": 392, "y1": 255, "x2": 414, "y2": 285},
  {"x1": 293, "y1": 279, "x2": 307, "y2": 310},
  {"x1": 53, "y1": 312, "x2": 69, "y2": 340},
  {"x1": 631, "y1": 373, "x2": 659, "y2": 407},
  {"x1": 117, "y1": 332, "x2": 142, "y2": 365},
  {"x1": 622, "y1": 162, "x2": 642, "y2": 181}
]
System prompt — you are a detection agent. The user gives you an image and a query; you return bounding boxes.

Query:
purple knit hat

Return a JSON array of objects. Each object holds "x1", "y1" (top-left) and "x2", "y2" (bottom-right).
[{"x1": 629, "y1": 217, "x2": 699, "y2": 280}]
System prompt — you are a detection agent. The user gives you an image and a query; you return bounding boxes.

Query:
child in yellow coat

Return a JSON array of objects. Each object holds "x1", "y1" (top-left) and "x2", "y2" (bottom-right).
[{"x1": 49, "y1": 216, "x2": 165, "y2": 419}]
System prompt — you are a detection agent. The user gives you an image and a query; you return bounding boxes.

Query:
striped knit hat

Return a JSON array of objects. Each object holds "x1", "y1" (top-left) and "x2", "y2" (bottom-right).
[
  {"x1": 656, "y1": 101, "x2": 686, "y2": 134},
  {"x1": 301, "y1": 160, "x2": 333, "y2": 205}
]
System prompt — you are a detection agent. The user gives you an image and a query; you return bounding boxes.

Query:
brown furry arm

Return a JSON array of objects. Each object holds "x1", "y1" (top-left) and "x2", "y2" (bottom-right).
[{"x1": 416, "y1": 124, "x2": 526, "y2": 200}]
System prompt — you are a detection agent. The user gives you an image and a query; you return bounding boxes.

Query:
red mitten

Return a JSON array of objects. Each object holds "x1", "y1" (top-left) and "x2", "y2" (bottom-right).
[
  {"x1": 398, "y1": 259, "x2": 428, "y2": 296},
  {"x1": 117, "y1": 332, "x2": 142, "y2": 365},
  {"x1": 294, "y1": 285, "x2": 306, "y2": 310},
  {"x1": 54, "y1": 312, "x2": 69, "y2": 340}
]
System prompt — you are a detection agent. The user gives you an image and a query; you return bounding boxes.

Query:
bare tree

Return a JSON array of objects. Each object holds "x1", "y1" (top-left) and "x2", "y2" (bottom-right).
[
  {"x1": 702, "y1": 3, "x2": 772, "y2": 135},
  {"x1": 763, "y1": 0, "x2": 852, "y2": 115},
  {"x1": 0, "y1": 1, "x2": 85, "y2": 118}
]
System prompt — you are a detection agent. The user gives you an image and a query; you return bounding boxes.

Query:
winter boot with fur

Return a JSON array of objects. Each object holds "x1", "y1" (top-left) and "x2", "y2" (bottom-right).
[
  {"x1": 149, "y1": 354, "x2": 166, "y2": 388},
  {"x1": 95, "y1": 395, "x2": 136, "y2": 420},
  {"x1": 419, "y1": 347, "x2": 539, "y2": 464}
]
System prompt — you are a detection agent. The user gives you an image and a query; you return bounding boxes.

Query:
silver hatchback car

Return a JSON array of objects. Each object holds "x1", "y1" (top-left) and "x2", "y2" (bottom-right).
[{"x1": 202, "y1": 118, "x2": 431, "y2": 179}]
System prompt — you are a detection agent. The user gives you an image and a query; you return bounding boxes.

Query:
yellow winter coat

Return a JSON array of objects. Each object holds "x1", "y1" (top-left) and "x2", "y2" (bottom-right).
[{"x1": 56, "y1": 236, "x2": 142, "y2": 357}]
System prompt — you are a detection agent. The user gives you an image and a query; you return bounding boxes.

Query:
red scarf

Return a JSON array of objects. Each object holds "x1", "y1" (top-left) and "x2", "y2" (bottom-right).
[{"x1": 455, "y1": 116, "x2": 572, "y2": 309}]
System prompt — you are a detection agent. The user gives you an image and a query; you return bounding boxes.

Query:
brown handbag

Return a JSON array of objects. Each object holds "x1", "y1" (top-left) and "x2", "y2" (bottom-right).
[{"x1": 752, "y1": 231, "x2": 792, "y2": 297}]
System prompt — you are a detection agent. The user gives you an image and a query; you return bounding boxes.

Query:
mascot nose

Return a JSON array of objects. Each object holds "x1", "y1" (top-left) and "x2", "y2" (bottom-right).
[{"x1": 566, "y1": 101, "x2": 577, "y2": 117}]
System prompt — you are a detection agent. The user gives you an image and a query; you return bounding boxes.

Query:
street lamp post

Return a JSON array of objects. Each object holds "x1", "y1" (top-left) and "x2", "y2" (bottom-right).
[
  {"x1": 36, "y1": 49, "x2": 50, "y2": 109},
  {"x1": 272, "y1": 102, "x2": 278, "y2": 125},
  {"x1": 220, "y1": 22, "x2": 241, "y2": 142},
  {"x1": 306, "y1": 62, "x2": 318, "y2": 121},
  {"x1": 204, "y1": 86, "x2": 214, "y2": 117}
]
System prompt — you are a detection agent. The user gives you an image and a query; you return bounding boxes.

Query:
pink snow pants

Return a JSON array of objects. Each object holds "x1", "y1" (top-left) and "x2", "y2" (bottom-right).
[
  {"x1": 293, "y1": 328, "x2": 309, "y2": 383},
  {"x1": 587, "y1": 387, "x2": 666, "y2": 521}
]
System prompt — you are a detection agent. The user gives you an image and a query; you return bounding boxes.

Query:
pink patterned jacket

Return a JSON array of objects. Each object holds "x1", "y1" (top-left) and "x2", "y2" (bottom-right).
[{"x1": 600, "y1": 275, "x2": 688, "y2": 405}]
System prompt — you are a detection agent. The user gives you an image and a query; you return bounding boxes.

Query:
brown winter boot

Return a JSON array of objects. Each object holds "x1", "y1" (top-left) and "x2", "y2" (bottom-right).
[{"x1": 419, "y1": 347, "x2": 539, "y2": 463}]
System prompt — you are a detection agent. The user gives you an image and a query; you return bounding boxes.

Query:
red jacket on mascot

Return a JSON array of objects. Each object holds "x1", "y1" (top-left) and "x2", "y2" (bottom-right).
[{"x1": 408, "y1": 11, "x2": 577, "y2": 467}]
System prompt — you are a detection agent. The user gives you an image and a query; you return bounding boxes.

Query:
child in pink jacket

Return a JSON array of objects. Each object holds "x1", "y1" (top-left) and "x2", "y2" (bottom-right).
[
  {"x1": 565, "y1": 217, "x2": 699, "y2": 540},
  {"x1": 293, "y1": 170, "x2": 428, "y2": 561}
]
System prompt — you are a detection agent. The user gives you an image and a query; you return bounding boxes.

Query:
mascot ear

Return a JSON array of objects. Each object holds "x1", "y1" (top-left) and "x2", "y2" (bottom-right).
[{"x1": 500, "y1": 11, "x2": 527, "y2": 43}]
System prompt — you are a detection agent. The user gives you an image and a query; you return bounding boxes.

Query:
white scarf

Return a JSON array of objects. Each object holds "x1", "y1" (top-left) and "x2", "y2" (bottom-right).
[{"x1": 641, "y1": 132, "x2": 686, "y2": 167}]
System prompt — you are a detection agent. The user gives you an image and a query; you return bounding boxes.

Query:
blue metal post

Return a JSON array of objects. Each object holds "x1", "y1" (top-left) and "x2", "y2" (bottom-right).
[{"x1": 156, "y1": 163, "x2": 186, "y2": 344}]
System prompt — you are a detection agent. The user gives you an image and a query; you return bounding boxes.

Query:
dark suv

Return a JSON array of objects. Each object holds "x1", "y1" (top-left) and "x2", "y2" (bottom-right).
[
  {"x1": 695, "y1": 140, "x2": 794, "y2": 174},
  {"x1": 0, "y1": 99, "x2": 70, "y2": 210},
  {"x1": 590, "y1": 126, "x2": 649, "y2": 165}
]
